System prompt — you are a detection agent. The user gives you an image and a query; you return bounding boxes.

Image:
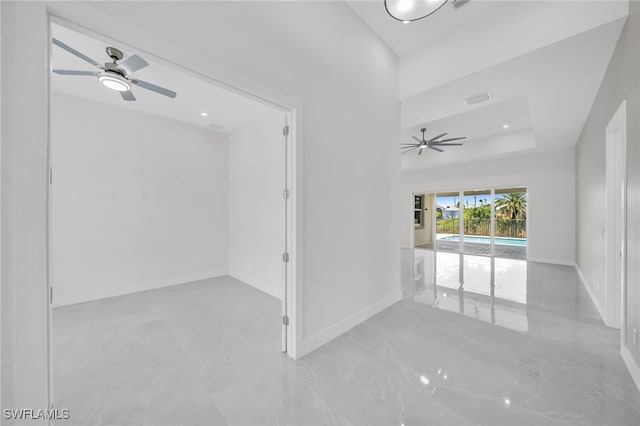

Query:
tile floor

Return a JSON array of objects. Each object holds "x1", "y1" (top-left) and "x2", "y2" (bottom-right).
[
  {"x1": 415, "y1": 241, "x2": 527, "y2": 260},
  {"x1": 54, "y1": 254, "x2": 640, "y2": 425}
]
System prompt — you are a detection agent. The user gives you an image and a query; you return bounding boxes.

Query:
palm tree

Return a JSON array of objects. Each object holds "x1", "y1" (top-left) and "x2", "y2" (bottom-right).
[{"x1": 495, "y1": 193, "x2": 527, "y2": 220}]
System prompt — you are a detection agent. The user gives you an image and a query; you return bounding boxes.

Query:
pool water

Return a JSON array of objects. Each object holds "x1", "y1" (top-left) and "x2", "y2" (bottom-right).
[{"x1": 439, "y1": 235, "x2": 527, "y2": 247}]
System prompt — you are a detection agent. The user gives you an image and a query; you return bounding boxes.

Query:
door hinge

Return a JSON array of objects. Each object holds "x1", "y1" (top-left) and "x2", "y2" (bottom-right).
[
  {"x1": 282, "y1": 252, "x2": 290, "y2": 263},
  {"x1": 49, "y1": 286, "x2": 53, "y2": 304},
  {"x1": 282, "y1": 315, "x2": 290, "y2": 326},
  {"x1": 282, "y1": 125, "x2": 290, "y2": 136},
  {"x1": 282, "y1": 189, "x2": 290, "y2": 200},
  {"x1": 49, "y1": 168, "x2": 53, "y2": 184}
]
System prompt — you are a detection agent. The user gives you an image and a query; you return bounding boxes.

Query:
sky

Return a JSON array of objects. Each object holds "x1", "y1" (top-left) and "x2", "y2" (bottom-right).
[{"x1": 435, "y1": 193, "x2": 523, "y2": 209}]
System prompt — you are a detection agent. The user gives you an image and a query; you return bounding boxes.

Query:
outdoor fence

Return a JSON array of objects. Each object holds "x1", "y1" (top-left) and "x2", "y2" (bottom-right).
[{"x1": 436, "y1": 218, "x2": 527, "y2": 238}]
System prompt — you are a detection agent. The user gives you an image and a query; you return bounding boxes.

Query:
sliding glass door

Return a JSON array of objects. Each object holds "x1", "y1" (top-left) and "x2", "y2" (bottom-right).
[
  {"x1": 462, "y1": 189, "x2": 492, "y2": 256},
  {"x1": 418, "y1": 187, "x2": 527, "y2": 260},
  {"x1": 494, "y1": 188, "x2": 527, "y2": 259},
  {"x1": 435, "y1": 191, "x2": 461, "y2": 253}
]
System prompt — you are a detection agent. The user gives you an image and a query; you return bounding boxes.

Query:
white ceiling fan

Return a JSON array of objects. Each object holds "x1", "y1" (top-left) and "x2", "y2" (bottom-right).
[
  {"x1": 52, "y1": 38, "x2": 177, "y2": 102},
  {"x1": 402, "y1": 128, "x2": 466, "y2": 155}
]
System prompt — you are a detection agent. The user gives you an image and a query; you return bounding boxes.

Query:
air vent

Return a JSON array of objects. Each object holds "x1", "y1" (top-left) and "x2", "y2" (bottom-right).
[
  {"x1": 464, "y1": 92, "x2": 492, "y2": 106},
  {"x1": 452, "y1": 0, "x2": 471, "y2": 9}
]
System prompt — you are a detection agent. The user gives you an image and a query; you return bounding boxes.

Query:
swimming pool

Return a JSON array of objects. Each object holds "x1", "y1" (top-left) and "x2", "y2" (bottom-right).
[{"x1": 439, "y1": 235, "x2": 527, "y2": 247}]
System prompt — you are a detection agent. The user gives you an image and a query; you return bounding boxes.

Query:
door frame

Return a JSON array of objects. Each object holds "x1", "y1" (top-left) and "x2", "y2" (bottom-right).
[
  {"x1": 604, "y1": 100, "x2": 627, "y2": 331},
  {"x1": 5, "y1": 1, "x2": 304, "y2": 416}
]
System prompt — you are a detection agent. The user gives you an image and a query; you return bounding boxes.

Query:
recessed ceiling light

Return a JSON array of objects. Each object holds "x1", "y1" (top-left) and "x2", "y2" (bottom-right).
[
  {"x1": 201, "y1": 112, "x2": 208, "y2": 117},
  {"x1": 403, "y1": 20, "x2": 410, "y2": 24},
  {"x1": 503, "y1": 124, "x2": 510, "y2": 129}
]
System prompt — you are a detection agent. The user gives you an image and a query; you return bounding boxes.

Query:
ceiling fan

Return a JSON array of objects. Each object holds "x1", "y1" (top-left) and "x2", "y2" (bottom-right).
[
  {"x1": 52, "y1": 38, "x2": 177, "y2": 102},
  {"x1": 402, "y1": 128, "x2": 466, "y2": 155}
]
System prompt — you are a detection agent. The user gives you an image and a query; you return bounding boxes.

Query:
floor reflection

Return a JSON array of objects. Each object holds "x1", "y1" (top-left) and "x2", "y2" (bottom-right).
[{"x1": 412, "y1": 249, "x2": 529, "y2": 332}]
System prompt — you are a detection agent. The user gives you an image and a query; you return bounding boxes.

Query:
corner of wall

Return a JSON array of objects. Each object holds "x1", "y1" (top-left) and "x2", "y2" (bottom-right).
[
  {"x1": 621, "y1": 344, "x2": 640, "y2": 391},
  {"x1": 574, "y1": 262, "x2": 606, "y2": 322},
  {"x1": 297, "y1": 290, "x2": 403, "y2": 358}
]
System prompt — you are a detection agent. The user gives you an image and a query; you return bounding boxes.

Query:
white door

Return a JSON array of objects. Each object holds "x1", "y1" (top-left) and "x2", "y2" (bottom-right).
[{"x1": 605, "y1": 100, "x2": 627, "y2": 330}]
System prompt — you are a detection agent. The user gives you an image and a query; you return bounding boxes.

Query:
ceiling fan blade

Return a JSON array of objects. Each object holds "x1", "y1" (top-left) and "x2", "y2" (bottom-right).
[
  {"x1": 402, "y1": 147, "x2": 420, "y2": 154},
  {"x1": 52, "y1": 38, "x2": 100, "y2": 67},
  {"x1": 52, "y1": 69, "x2": 100, "y2": 76},
  {"x1": 418, "y1": 147, "x2": 426, "y2": 156},
  {"x1": 132, "y1": 79, "x2": 177, "y2": 98},
  {"x1": 120, "y1": 90, "x2": 136, "y2": 101},
  {"x1": 434, "y1": 143, "x2": 464, "y2": 146},
  {"x1": 433, "y1": 137, "x2": 467, "y2": 144},
  {"x1": 428, "y1": 133, "x2": 447, "y2": 142},
  {"x1": 119, "y1": 54, "x2": 149, "y2": 75},
  {"x1": 429, "y1": 146, "x2": 444, "y2": 152},
  {"x1": 412, "y1": 136, "x2": 423, "y2": 143}
]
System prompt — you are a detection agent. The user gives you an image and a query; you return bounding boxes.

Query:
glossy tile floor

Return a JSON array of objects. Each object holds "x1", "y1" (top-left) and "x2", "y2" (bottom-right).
[
  {"x1": 54, "y1": 257, "x2": 640, "y2": 425},
  {"x1": 416, "y1": 241, "x2": 527, "y2": 260}
]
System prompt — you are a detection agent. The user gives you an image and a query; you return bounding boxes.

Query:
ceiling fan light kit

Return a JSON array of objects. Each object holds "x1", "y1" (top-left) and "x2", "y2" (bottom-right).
[
  {"x1": 51, "y1": 37, "x2": 177, "y2": 102},
  {"x1": 98, "y1": 73, "x2": 131, "y2": 92},
  {"x1": 384, "y1": 0, "x2": 449, "y2": 23},
  {"x1": 401, "y1": 127, "x2": 466, "y2": 155}
]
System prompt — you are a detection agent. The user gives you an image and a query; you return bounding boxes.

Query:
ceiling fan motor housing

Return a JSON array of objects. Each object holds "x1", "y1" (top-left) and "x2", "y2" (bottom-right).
[
  {"x1": 103, "y1": 62, "x2": 127, "y2": 77},
  {"x1": 105, "y1": 46, "x2": 124, "y2": 61}
]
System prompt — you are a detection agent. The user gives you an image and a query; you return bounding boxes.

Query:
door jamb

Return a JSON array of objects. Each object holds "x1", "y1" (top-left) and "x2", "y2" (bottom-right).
[{"x1": 604, "y1": 100, "x2": 627, "y2": 331}]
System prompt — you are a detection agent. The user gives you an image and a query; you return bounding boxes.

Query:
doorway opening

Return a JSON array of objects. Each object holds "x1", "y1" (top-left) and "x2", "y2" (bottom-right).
[
  {"x1": 605, "y1": 100, "x2": 627, "y2": 331},
  {"x1": 47, "y1": 15, "x2": 301, "y2": 422}
]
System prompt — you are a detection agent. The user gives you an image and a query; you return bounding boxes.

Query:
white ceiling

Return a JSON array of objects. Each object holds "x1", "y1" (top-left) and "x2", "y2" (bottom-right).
[
  {"x1": 347, "y1": 0, "x2": 505, "y2": 56},
  {"x1": 401, "y1": 97, "x2": 532, "y2": 143},
  {"x1": 399, "y1": 17, "x2": 625, "y2": 170},
  {"x1": 51, "y1": 23, "x2": 277, "y2": 133}
]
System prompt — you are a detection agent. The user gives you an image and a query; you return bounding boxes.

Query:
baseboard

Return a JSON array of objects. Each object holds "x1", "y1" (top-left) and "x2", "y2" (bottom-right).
[
  {"x1": 227, "y1": 270, "x2": 282, "y2": 300},
  {"x1": 527, "y1": 257, "x2": 575, "y2": 266},
  {"x1": 574, "y1": 263, "x2": 606, "y2": 323},
  {"x1": 53, "y1": 269, "x2": 227, "y2": 307},
  {"x1": 297, "y1": 290, "x2": 403, "y2": 358},
  {"x1": 621, "y1": 345, "x2": 640, "y2": 392}
]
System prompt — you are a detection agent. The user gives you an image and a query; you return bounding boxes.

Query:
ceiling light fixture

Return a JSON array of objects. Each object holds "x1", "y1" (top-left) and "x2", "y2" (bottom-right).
[
  {"x1": 385, "y1": 0, "x2": 449, "y2": 23},
  {"x1": 201, "y1": 112, "x2": 208, "y2": 117},
  {"x1": 503, "y1": 124, "x2": 510, "y2": 129},
  {"x1": 98, "y1": 72, "x2": 131, "y2": 92}
]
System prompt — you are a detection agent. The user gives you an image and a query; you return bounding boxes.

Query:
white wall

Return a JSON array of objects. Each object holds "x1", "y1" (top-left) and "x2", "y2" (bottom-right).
[
  {"x1": 228, "y1": 110, "x2": 284, "y2": 299},
  {"x1": 1, "y1": 0, "x2": 400, "y2": 411},
  {"x1": 402, "y1": 148, "x2": 576, "y2": 265},
  {"x1": 2, "y1": 3, "x2": 49, "y2": 414},
  {"x1": 575, "y1": 0, "x2": 640, "y2": 374},
  {"x1": 51, "y1": 93, "x2": 229, "y2": 306}
]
